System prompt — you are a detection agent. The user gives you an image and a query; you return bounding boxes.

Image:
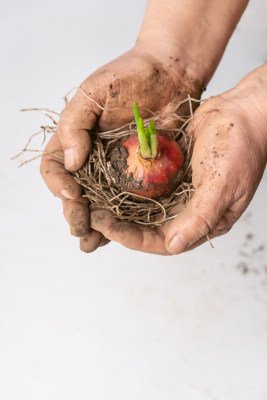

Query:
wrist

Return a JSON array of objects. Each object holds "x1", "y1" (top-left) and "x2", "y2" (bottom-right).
[
  {"x1": 137, "y1": 0, "x2": 248, "y2": 87},
  {"x1": 133, "y1": 38, "x2": 204, "y2": 97}
]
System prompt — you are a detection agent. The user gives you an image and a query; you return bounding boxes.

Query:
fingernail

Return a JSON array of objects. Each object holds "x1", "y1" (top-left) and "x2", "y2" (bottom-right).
[
  {"x1": 64, "y1": 149, "x2": 76, "y2": 170},
  {"x1": 60, "y1": 189, "x2": 76, "y2": 200},
  {"x1": 169, "y1": 233, "x2": 187, "y2": 254}
]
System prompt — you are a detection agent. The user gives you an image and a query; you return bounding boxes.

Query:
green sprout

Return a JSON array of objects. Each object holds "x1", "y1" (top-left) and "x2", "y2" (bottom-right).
[{"x1": 133, "y1": 102, "x2": 158, "y2": 159}]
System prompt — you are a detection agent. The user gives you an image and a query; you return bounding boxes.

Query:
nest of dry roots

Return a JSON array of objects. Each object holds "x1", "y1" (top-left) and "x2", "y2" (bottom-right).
[{"x1": 14, "y1": 89, "x2": 203, "y2": 227}]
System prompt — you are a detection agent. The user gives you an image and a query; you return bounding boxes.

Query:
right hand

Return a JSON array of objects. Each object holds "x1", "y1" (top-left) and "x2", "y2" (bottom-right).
[
  {"x1": 40, "y1": 43, "x2": 203, "y2": 252},
  {"x1": 89, "y1": 64, "x2": 267, "y2": 255}
]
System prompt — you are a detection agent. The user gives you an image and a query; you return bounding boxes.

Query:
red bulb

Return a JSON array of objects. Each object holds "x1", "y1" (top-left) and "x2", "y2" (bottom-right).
[{"x1": 119, "y1": 134, "x2": 184, "y2": 199}]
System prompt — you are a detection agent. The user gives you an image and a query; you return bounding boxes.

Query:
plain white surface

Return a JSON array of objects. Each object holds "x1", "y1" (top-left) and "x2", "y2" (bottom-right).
[{"x1": 1, "y1": 1, "x2": 267, "y2": 399}]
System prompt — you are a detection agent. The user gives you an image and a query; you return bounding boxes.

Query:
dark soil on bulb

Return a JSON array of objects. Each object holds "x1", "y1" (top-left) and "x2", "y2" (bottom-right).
[{"x1": 108, "y1": 145, "x2": 143, "y2": 194}]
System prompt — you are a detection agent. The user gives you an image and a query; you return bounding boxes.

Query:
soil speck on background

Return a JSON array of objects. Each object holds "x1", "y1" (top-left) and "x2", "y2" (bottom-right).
[{"x1": 235, "y1": 220, "x2": 267, "y2": 282}]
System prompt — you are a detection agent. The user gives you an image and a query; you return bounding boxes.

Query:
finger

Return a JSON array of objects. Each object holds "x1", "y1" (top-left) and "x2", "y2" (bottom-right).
[
  {"x1": 57, "y1": 89, "x2": 101, "y2": 172},
  {"x1": 40, "y1": 134, "x2": 83, "y2": 199},
  {"x1": 62, "y1": 196, "x2": 110, "y2": 252},
  {"x1": 182, "y1": 209, "x2": 237, "y2": 252},
  {"x1": 183, "y1": 214, "x2": 232, "y2": 252},
  {"x1": 90, "y1": 209, "x2": 169, "y2": 255},
  {"x1": 98, "y1": 237, "x2": 110, "y2": 247},
  {"x1": 79, "y1": 230, "x2": 104, "y2": 253},
  {"x1": 165, "y1": 185, "x2": 228, "y2": 255},
  {"x1": 62, "y1": 197, "x2": 90, "y2": 237}
]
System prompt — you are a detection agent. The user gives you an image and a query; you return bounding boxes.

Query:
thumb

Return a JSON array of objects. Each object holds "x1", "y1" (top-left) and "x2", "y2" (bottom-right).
[
  {"x1": 57, "y1": 89, "x2": 101, "y2": 172},
  {"x1": 165, "y1": 186, "x2": 227, "y2": 254}
]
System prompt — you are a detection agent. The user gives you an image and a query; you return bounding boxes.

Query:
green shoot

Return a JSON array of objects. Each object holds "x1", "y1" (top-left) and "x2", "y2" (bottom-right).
[
  {"x1": 133, "y1": 102, "x2": 158, "y2": 159},
  {"x1": 149, "y1": 130, "x2": 157, "y2": 159},
  {"x1": 145, "y1": 126, "x2": 150, "y2": 143},
  {"x1": 149, "y1": 120, "x2": 158, "y2": 158},
  {"x1": 137, "y1": 117, "x2": 152, "y2": 159},
  {"x1": 149, "y1": 120, "x2": 156, "y2": 134},
  {"x1": 133, "y1": 102, "x2": 140, "y2": 126}
]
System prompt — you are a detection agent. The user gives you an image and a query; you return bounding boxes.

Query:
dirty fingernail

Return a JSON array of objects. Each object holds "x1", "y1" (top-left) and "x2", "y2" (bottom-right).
[
  {"x1": 169, "y1": 233, "x2": 187, "y2": 254},
  {"x1": 60, "y1": 189, "x2": 76, "y2": 200},
  {"x1": 64, "y1": 149, "x2": 76, "y2": 170}
]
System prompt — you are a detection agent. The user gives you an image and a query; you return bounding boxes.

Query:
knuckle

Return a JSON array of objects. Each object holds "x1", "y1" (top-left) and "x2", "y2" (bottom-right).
[
  {"x1": 211, "y1": 212, "x2": 235, "y2": 237},
  {"x1": 71, "y1": 225, "x2": 89, "y2": 237},
  {"x1": 212, "y1": 223, "x2": 232, "y2": 237},
  {"x1": 191, "y1": 213, "x2": 212, "y2": 237},
  {"x1": 39, "y1": 157, "x2": 48, "y2": 179},
  {"x1": 66, "y1": 201, "x2": 90, "y2": 237},
  {"x1": 39, "y1": 160, "x2": 45, "y2": 177},
  {"x1": 57, "y1": 118, "x2": 73, "y2": 139}
]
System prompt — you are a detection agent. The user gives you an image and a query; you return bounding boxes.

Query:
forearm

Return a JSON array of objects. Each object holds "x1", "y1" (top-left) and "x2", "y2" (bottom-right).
[{"x1": 136, "y1": 0, "x2": 248, "y2": 84}]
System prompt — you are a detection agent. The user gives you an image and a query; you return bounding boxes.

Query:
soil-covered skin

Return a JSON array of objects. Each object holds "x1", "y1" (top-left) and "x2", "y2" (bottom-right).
[{"x1": 108, "y1": 134, "x2": 184, "y2": 200}]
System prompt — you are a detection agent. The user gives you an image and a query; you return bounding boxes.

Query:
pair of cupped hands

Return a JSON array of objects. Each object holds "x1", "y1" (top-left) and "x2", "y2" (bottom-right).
[{"x1": 41, "y1": 46, "x2": 267, "y2": 255}]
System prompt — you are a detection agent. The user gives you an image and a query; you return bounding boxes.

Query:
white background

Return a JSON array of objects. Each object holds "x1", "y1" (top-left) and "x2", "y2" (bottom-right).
[{"x1": 1, "y1": 0, "x2": 267, "y2": 399}]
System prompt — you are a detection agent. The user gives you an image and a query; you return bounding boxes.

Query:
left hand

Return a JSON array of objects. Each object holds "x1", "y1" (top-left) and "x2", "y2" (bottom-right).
[
  {"x1": 40, "y1": 43, "x2": 203, "y2": 253},
  {"x1": 91, "y1": 67, "x2": 267, "y2": 255}
]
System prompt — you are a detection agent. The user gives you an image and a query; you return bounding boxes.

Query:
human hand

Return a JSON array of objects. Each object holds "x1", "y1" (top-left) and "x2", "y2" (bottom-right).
[
  {"x1": 40, "y1": 43, "x2": 202, "y2": 252},
  {"x1": 40, "y1": 0, "x2": 248, "y2": 253},
  {"x1": 90, "y1": 65, "x2": 267, "y2": 255}
]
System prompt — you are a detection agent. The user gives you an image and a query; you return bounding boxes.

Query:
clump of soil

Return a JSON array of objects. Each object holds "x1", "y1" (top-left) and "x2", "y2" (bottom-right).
[
  {"x1": 107, "y1": 145, "x2": 146, "y2": 191},
  {"x1": 108, "y1": 145, "x2": 144, "y2": 193}
]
